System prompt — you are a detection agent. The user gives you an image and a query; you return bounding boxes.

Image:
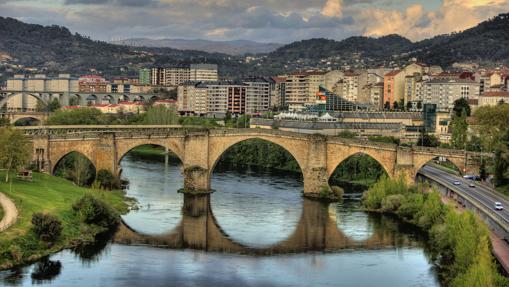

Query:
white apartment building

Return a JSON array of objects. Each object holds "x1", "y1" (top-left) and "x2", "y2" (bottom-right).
[
  {"x1": 422, "y1": 79, "x2": 480, "y2": 111},
  {"x1": 177, "y1": 82, "x2": 208, "y2": 115},
  {"x1": 206, "y1": 83, "x2": 229, "y2": 115},
  {"x1": 284, "y1": 71, "x2": 325, "y2": 111},
  {"x1": 244, "y1": 79, "x2": 271, "y2": 114},
  {"x1": 190, "y1": 64, "x2": 218, "y2": 82}
]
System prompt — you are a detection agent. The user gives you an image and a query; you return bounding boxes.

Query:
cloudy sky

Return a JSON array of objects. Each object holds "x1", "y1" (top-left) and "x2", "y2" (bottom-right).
[{"x1": 0, "y1": 0, "x2": 508, "y2": 43}]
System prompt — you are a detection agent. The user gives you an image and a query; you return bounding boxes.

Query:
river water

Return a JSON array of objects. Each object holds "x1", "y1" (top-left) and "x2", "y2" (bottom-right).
[{"x1": 0, "y1": 151, "x2": 440, "y2": 287}]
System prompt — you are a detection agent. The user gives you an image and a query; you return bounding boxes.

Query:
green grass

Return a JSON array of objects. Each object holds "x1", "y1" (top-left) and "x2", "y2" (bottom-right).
[
  {"x1": 0, "y1": 203, "x2": 3, "y2": 222},
  {"x1": 0, "y1": 171, "x2": 128, "y2": 269}
]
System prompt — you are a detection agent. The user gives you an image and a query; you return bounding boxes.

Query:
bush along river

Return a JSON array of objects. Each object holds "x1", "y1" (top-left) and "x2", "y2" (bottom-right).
[{"x1": 0, "y1": 146, "x2": 440, "y2": 287}]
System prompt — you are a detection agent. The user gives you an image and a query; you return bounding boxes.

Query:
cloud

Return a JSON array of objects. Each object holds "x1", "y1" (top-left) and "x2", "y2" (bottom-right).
[
  {"x1": 321, "y1": 0, "x2": 343, "y2": 18},
  {"x1": 0, "y1": 0, "x2": 508, "y2": 43}
]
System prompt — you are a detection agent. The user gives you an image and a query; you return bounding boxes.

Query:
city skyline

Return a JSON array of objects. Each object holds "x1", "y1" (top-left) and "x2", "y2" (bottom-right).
[{"x1": 0, "y1": 0, "x2": 508, "y2": 43}]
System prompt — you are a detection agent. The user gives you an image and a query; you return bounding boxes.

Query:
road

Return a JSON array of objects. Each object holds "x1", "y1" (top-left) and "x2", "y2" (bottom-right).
[{"x1": 419, "y1": 165, "x2": 509, "y2": 226}]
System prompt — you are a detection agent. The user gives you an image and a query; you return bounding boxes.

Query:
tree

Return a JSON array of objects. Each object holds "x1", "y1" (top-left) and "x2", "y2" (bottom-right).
[
  {"x1": 393, "y1": 101, "x2": 399, "y2": 110},
  {"x1": 417, "y1": 131, "x2": 440, "y2": 147},
  {"x1": 473, "y1": 104, "x2": 509, "y2": 151},
  {"x1": 36, "y1": 98, "x2": 61, "y2": 113},
  {"x1": 494, "y1": 129, "x2": 509, "y2": 187},
  {"x1": 416, "y1": 101, "x2": 423, "y2": 110},
  {"x1": 0, "y1": 128, "x2": 31, "y2": 182},
  {"x1": 384, "y1": 101, "x2": 391, "y2": 110},
  {"x1": 479, "y1": 159, "x2": 487, "y2": 181},
  {"x1": 143, "y1": 105, "x2": 179, "y2": 125},
  {"x1": 451, "y1": 111, "x2": 468, "y2": 149},
  {"x1": 406, "y1": 101, "x2": 412, "y2": 111},
  {"x1": 452, "y1": 98, "x2": 471, "y2": 117}
]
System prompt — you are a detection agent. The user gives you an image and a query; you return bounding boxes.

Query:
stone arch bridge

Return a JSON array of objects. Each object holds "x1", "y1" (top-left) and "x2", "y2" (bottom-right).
[
  {"x1": 0, "y1": 111, "x2": 47, "y2": 125},
  {"x1": 20, "y1": 125, "x2": 487, "y2": 197},
  {"x1": 0, "y1": 90, "x2": 164, "y2": 109}
]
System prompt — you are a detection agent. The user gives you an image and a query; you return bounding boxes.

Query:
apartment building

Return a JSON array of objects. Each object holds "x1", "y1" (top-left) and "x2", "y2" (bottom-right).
[
  {"x1": 284, "y1": 71, "x2": 325, "y2": 111},
  {"x1": 244, "y1": 78, "x2": 271, "y2": 114},
  {"x1": 422, "y1": 78, "x2": 480, "y2": 111},
  {"x1": 177, "y1": 82, "x2": 208, "y2": 115},
  {"x1": 78, "y1": 75, "x2": 108, "y2": 93},
  {"x1": 147, "y1": 64, "x2": 218, "y2": 87},
  {"x1": 384, "y1": 62, "x2": 429, "y2": 107}
]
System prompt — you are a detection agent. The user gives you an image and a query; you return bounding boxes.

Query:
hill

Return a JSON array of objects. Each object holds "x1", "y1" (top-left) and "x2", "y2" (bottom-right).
[
  {"x1": 110, "y1": 38, "x2": 283, "y2": 55},
  {"x1": 261, "y1": 13, "x2": 509, "y2": 72},
  {"x1": 0, "y1": 16, "x2": 243, "y2": 78},
  {"x1": 0, "y1": 13, "x2": 509, "y2": 80}
]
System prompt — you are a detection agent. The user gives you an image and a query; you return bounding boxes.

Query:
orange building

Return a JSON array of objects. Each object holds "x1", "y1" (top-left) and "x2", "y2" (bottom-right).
[{"x1": 383, "y1": 70, "x2": 401, "y2": 107}]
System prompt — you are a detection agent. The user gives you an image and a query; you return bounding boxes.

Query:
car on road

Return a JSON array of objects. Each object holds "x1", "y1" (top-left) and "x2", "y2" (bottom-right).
[
  {"x1": 495, "y1": 202, "x2": 504, "y2": 210},
  {"x1": 453, "y1": 181, "x2": 461, "y2": 185},
  {"x1": 463, "y1": 175, "x2": 474, "y2": 180},
  {"x1": 469, "y1": 182, "x2": 476, "y2": 188}
]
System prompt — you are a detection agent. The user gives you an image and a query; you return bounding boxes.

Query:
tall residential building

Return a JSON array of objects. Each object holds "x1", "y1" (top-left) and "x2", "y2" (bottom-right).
[
  {"x1": 206, "y1": 83, "x2": 229, "y2": 115},
  {"x1": 138, "y1": 68, "x2": 151, "y2": 85},
  {"x1": 227, "y1": 85, "x2": 247, "y2": 114},
  {"x1": 422, "y1": 78, "x2": 480, "y2": 111},
  {"x1": 270, "y1": 77, "x2": 286, "y2": 108},
  {"x1": 244, "y1": 78, "x2": 271, "y2": 114},
  {"x1": 190, "y1": 64, "x2": 218, "y2": 82},
  {"x1": 383, "y1": 62, "x2": 429, "y2": 107},
  {"x1": 177, "y1": 82, "x2": 208, "y2": 115},
  {"x1": 148, "y1": 64, "x2": 218, "y2": 87},
  {"x1": 284, "y1": 71, "x2": 325, "y2": 111}
]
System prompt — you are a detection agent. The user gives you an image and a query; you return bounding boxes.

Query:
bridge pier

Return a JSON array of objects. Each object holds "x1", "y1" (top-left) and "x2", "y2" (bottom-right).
[
  {"x1": 302, "y1": 136, "x2": 335, "y2": 200},
  {"x1": 182, "y1": 133, "x2": 213, "y2": 194}
]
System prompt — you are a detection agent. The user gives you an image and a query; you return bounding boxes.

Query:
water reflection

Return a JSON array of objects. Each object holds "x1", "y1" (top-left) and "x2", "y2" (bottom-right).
[
  {"x1": 114, "y1": 193, "x2": 422, "y2": 254},
  {"x1": 120, "y1": 154, "x2": 183, "y2": 235}
]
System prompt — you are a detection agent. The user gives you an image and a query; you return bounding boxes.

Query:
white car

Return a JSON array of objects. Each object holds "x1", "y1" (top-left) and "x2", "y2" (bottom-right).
[
  {"x1": 495, "y1": 202, "x2": 504, "y2": 211},
  {"x1": 469, "y1": 182, "x2": 476, "y2": 188},
  {"x1": 453, "y1": 181, "x2": 461, "y2": 185}
]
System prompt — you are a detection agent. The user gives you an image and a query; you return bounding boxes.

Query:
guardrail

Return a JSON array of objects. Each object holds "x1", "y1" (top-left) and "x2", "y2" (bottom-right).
[{"x1": 420, "y1": 171, "x2": 509, "y2": 234}]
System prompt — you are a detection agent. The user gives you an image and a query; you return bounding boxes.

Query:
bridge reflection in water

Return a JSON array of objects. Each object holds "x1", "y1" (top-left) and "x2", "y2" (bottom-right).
[{"x1": 114, "y1": 194, "x2": 420, "y2": 255}]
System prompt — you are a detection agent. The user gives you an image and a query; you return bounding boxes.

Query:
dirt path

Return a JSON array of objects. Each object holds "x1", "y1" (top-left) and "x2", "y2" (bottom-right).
[{"x1": 0, "y1": 192, "x2": 18, "y2": 232}]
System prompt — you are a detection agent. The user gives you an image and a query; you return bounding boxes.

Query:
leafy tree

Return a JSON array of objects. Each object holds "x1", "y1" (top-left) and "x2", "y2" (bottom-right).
[
  {"x1": 452, "y1": 98, "x2": 471, "y2": 117},
  {"x1": 36, "y1": 98, "x2": 61, "y2": 112},
  {"x1": 493, "y1": 129, "x2": 509, "y2": 187},
  {"x1": 96, "y1": 169, "x2": 118, "y2": 190},
  {"x1": 393, "y1": 101, "x2": 399, "y2": 110},
  {"x1": 384, "y1": 101, "x2": 390, "y2": 110},
  {"x1": 406, "y1": 101, "x2": 412, "y2": 111},
  {"x1": 143, "y1": 105, "x2": 178, "y2": 125},
  {"x1": 337, "y1": 130, "x2": 357, "y2": 138},
  {"x1": 479, "y1": 159, "x2": 487, "y2": 181},
  {"x1": 416, "y1": 101, "x2": 423, "y2": 110},
  {"x1": 473, "y1": 104, "x2": 509, "y2": 151},
  {"x1": 417, "y1": 131, "x2": 440, "y2": 147},
  {"x1": 0, "y1": 127, "x2": 31, "y2": 182},
  {"x1": 451, "y1": 111, "x2": 468, "y2": 149},
  {"x1": 47, "y1": 108, "x2": 105, "y2": 125}
]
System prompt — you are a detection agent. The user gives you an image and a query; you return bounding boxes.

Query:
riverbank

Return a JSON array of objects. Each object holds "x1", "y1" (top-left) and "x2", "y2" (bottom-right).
[
  {"x1": 0, "y1": 192, "x2": 17, "y2": 232},
  {"x1": 0, "y1": 171, "x2": 129, "y2": 270},
  {"x1": 362, "y1": 176, "x2": 508, "y2": 286}
]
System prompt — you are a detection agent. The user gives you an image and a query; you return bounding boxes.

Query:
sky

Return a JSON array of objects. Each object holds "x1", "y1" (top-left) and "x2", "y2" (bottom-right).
[{"x1": 0, "y1": 0, "x2": 508, "y2": 43}]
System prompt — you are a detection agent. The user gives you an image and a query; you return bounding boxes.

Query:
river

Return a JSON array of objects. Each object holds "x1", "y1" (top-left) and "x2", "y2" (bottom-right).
[{"x1": 0, "y1": 151, "x2": 440, "y2": 287}]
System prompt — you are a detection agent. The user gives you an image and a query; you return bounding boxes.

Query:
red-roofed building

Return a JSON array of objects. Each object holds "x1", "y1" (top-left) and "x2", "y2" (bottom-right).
[
  {"x1": 479, "y1": 91, "x2": 509, "y2": 107},
  {"x1": 79, "y1": 75, "x2": 108, "y2": 93}
]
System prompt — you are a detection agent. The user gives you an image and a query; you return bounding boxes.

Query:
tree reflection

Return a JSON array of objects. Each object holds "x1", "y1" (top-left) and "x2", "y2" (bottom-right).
[{"x1": 30, "y1": 258, "x2": 62, "y2": 284}]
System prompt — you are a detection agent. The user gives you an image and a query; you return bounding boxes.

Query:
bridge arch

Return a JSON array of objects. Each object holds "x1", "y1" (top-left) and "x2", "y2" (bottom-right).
[
  {"x1": 326, "y1": 145, "x2": 396, "y2": 179},
  {"x1": 0, "y1": 93, "x2": 46, "y2": 109},
  {"x1": 12, "y1": 116, "x2": 42, "y2": 126},
  {"x1": 413, "y1": 155, "x2": 463, "y2": 178},
  {"x1": 52, "y1": 151, "x2": 97, "y2": 186},
  {"x1": 118, "y1": 95, "x2": 130, "y2": 102},
  {"x1": 101, "y1": 95, "x2": 115, "y2": 104},
  {"x1": 116, "y1": 139, "x2": 185, "y2": 166},
  {"x1": 208, "y1": 135, "x2": 306, "y2": 177},
  {"x1": 327, "y1": 152, "x2": 388, "y2": 188}
]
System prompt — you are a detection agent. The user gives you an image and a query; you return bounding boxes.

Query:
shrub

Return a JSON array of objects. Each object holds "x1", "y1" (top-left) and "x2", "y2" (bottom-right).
[
  {"x1": 31, "y1": 213, "x2": 62, "y2": 242},
  {"x1": 96, "y1": 169, "x2": 118, "y2": 190},
  {"x1": 72, "y1": 194, "x2": 119, "y2": 228},
  {"x1": 331, "y1": 186, "x2": 344, "y2": 198},
  {"x1": 381, "y1": 194, "x2": 404, "y2": 212}
]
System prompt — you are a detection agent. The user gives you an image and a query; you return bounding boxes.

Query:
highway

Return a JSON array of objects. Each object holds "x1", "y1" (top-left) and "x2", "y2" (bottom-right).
[{"x1": 419, "y1": 165, "x2": 509, "y2": 227}]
